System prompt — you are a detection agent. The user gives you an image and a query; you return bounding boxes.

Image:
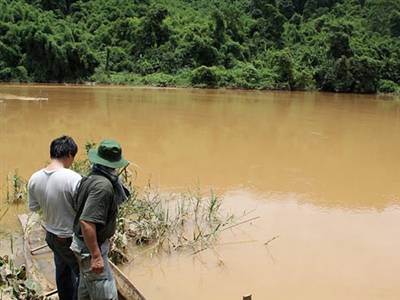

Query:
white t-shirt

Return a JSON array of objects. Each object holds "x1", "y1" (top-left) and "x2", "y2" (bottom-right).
[{"x1": 28, "y1": 168, "x2": 82, "y2": 238}]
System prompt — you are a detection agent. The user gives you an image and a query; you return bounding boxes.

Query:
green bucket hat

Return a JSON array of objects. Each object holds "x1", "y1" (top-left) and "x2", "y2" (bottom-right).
[{"x1": 88, "y1": 139, "x2": 129, "y2": 168}]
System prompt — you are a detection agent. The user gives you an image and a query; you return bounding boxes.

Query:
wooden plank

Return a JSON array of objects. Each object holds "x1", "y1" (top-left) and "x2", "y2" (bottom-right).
[
  {"x1": 18, "y1": 213, "x2": 58, "y2": 299},
  {"x1": 110, "y1": 260, "x2": 146, "y2": 300}
]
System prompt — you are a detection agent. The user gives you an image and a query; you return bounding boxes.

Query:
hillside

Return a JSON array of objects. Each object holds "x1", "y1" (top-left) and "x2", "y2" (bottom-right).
[{"x1": 0, "y1": 0, "x2": 399, "y2": 93}]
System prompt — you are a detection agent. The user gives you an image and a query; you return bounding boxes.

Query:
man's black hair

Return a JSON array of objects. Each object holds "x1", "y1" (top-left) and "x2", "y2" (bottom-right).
[{"x1": 50, "y1": 135, "x2": 78, "y2": 159}]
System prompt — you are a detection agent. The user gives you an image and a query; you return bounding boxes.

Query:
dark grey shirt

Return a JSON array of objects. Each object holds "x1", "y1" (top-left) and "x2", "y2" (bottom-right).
[{"x1": 73, "y1": 173, "x2": 118, "y2": 245}]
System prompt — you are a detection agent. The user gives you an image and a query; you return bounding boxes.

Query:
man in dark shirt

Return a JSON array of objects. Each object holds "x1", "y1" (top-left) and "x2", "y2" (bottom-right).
[{"x1": 71, "y1": 139, "x2": 131, "y2": 300}]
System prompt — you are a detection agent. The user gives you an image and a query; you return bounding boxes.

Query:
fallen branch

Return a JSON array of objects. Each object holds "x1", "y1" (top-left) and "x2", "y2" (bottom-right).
[
  {"x1": 221, "y1": 216, "x2": 260, "y2": 232},
  {"x1": 264, "y1": 235, "x2": 280, "y2": 246}
]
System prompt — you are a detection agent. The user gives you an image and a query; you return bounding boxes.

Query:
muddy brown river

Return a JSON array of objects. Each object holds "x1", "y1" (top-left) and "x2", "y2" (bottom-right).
[{"x1": 0, "y1": 84, "x2": 399, "y2": 299}]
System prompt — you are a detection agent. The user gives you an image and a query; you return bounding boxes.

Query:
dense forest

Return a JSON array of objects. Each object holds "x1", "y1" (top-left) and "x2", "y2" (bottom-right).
[{"x1": 0, "y1": 0, "x2": 399, "y2": 93}]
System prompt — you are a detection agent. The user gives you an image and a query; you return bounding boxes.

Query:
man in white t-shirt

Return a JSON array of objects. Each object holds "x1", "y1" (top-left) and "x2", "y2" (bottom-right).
[{"x1": 28, "y1": 136, "x2": 82, "y2": 300}]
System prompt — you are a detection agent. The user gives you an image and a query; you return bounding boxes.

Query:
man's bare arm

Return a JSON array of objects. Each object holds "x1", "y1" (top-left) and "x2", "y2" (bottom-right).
[{"x1": 80, "y1": 220, "x2": 104, "y2": 274}]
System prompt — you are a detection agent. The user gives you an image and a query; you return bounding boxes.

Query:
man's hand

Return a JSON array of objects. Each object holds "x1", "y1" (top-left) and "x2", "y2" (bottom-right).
[{"x1": 90, "y1": 254, "x2": 104, "y2": 274}]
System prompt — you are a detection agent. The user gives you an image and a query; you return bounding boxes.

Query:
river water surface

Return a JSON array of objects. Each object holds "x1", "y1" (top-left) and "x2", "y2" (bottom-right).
[{"x1": 0, "y1": 84, "x2": 399, "y2": 299}]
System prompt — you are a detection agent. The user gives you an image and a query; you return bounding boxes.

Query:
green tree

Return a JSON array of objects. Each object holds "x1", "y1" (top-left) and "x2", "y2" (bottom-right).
[
  {"x1": 365, "y1": 0, "x2": 400, "y2": 36},
  {"x1": 221, "y1": 5, "x2": 246, "y2": 43},
  {"x1": 278, "y1": 0, "x2": 295, "y2": 19},
  {"x1": 249, "y1": 4, "x2": 286, "y2": 47},
  {"x1": 250, "y1": 0, "x2": 277, "y2": 13},
  {"x1": 303, "y1": 0, "x2": 317, "y2": 19},
  {"x1": 211, "y1": 9, "x2": 226, "y2": 45},
  {"x1": 272, "y1": 48, "x2": 295, "y2": 88},
  {"x1": 322, "y1": 20, "x2": 354, "y2": 59},
  {"x1": 349, "y1": 55, "x2": 382, "y2": 93},
  {"x1": 389, "y1": 10, "x2": 400, "y2": 37},
  {"x1": 136, "y1": 4, "x2": 169, "y2": 53},
  {"x1": 41, "y1": 0, "x2": 69, "y2": 16}
]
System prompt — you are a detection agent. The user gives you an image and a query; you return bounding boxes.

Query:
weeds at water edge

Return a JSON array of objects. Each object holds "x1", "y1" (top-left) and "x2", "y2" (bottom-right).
[
  {"x1": 2, "y1": 141, "x2": 254, "y2": 266},
  {"x1": 5, "y1": 169, "x2": 27, "y2": 203}
]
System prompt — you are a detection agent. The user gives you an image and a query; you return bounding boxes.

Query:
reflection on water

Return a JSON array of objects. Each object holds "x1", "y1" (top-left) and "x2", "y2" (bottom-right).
[{"x1": 0, "y1": 84, "x2": 399, "y2": 299}]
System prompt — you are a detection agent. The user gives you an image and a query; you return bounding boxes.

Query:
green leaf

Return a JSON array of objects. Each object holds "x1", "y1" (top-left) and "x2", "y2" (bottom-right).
[{"x1": 24, "y1": 279, "x2": 43, "y2": 294}]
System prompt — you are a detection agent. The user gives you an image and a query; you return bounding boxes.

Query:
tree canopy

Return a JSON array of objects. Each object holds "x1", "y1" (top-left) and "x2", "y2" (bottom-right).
[{"x1": 0, "y1": 0, "x2": 399, "y2": 93}]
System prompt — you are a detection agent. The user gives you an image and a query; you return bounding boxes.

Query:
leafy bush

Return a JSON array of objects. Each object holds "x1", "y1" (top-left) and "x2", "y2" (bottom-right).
[
  {"x1": 14, "y1": 66, "x2": 29, "y2": 82},
  {"x1": 350, "y1": 55, "x2": 382, "y2": 93},
  {"x1": 271, "y1": 48, "x2": 295, "y2": 89},
  {"x1": 0, "y1": 67, "x2": 12, "y2": 81},
  {"x1": 217, "y1": 68, "x2": 238, "y2": 88},
  {"x1": 379, "y1": 80, "x2": 399, "y2": 93},
  {"x1": 259, "y1": 68, "x2": 278, "y2": 90},
  {"x1": 107, "y1": 47, "x2": 131, "y2": 72},
  {"x1": 139, "y1": 61, "x2": 154, "y2": 76},
  {"x1": 242, "y1": 63, "x2": 261, "y2": 85},
  {"x1": 190, "y1": 66, "x2": 221, "y2": 87},
  {"x1": 293, "y1": 68, "x2": 315, "y2": 91},
  {"x1": 140, "y1": 72, "x2": 176, "y2": 87}
]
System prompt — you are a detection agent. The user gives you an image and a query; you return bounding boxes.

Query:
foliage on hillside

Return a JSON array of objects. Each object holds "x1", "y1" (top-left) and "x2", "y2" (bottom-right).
[{"x1": 0, "y1": 0, "x2": 399, "y2": 93}]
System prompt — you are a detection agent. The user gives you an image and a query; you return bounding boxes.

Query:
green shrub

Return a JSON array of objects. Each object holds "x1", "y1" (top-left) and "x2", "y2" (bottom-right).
[
  {"x1": 350, "y1": 55, "x2": 382, "y2": 93},
  {"x1": 0, "y1": 67, "x2": 12, "y2": 81},
  {"x1": 259, "y1": 68, "x2": 278, "y2": 90},
  {"x1": 242, "y1": 63, "x2": 260, "y2": 85},
  {"x1": 378, "y1": 79, "x2": 399, "y2": 93},
  {"x1": 190, "y1": 66, "x2": 220, "y2": 87},
  {"x1": 139, "y1": 61, "x2": 154, "y2": 76},
  {"x1": 293, "y1": 68, "x2": 315, "y2": 91},
  {"x1": 217, "y1": 69, "x2": 238, "y2": 88},
  {"x1": 108, "y1": 47, "x2": 132, "y2": 72},
  {"x1": 15, "y1": 66, "x2": 28, "y2": 82},
  {"x1": 140, "y1": 72, "x2": 176, "y2": 87}
]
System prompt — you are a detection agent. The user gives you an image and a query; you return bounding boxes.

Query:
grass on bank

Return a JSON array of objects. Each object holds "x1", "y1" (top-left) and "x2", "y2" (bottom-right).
[{"x1": 5, "y1": 169, "x2": 27, "y2": 204}]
